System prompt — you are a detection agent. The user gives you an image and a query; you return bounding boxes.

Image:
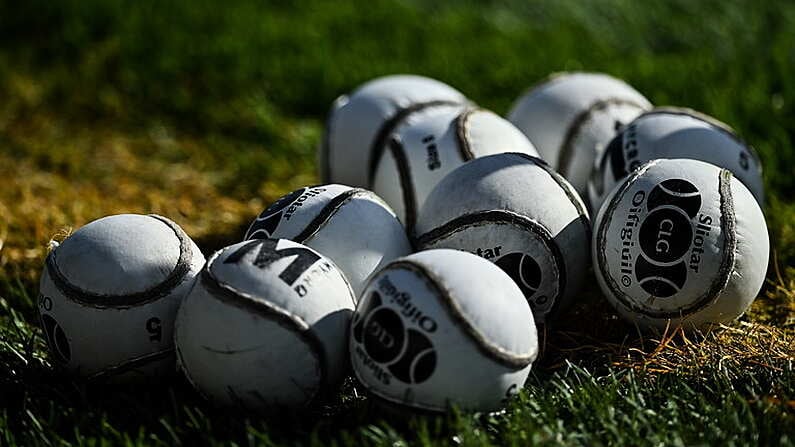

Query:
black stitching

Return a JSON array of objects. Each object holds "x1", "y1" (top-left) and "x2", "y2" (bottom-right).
[
  {"x1": 197, "y1": 253, "x2": 329, "y2": 402},
  {"x1": 415, "y1": 209, "x2": 567, "y2": 318},
  {"x1": 557, "y1": 98, "x2": 649, "y2": 177},
  {"x1": 700, "y1": 169, "x2": 737, "y2": 312},
  {"x1": 389, "y1": 259, "x2": 537, "y2": 369},
  {"x1": 637, "y1": 107, "x2": 763, "y2": 175},
  {"x1": 595, "y1": 162, "x2": 737, "y2": 319},
  {"x1": 389, "y1": 137, "x2": 418, "y2": 236},
  {"x1": 46, "y1": 214, "x2": 195, "y2": 308},
  {"x1": 367, "y1": 100, "x2": 464, "y2": 186},
  {"x1": 454, "y1": 108, "x2": 479, "y2": 161},
  {"x1": 506, "y1": 152, "x2": 592, "y2": 239},
  {"x1": 595, "y1": 160, "x2": 656, "y2": 315},
  {"x1": 293, "y1": 188, "x2": 372, "y2": 243}
]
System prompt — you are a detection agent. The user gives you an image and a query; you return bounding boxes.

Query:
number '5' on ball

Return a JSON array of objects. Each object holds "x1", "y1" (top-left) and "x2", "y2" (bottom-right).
[
  {"x1": 38, "y1": 214, "x2": 205, "y2": 381},
  {"x1": 175, "y1": 239, "x2": 355, "y2": 410},
  {"x1": 593, "y1": 158, "x2": 769, "y2": 330}
]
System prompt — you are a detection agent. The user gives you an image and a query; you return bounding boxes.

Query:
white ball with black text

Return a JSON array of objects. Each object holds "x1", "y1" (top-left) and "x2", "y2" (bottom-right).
[
  {"x1": 507, "y1": 71, "x2": 652, "y2": 198},
  {"x1": 349, "y1": 249, "x2": 538, "y2": 413},
  {"x1": 174, "y1": 239, "x2": 355, "y2": 410},
  {"x1": 245, "y1": 184, "x2": 411, "y2": 297},
  {"x1": 37, "y1": 214, "x2": 205, "y2": 382},
  {"x1": 320, "y1": 74, "x2": 468, "y2": 188},
  {"x1": 593, "y1": 158, "x2": 769, "y2": 330},
  {"x1": 588, "y1": 107, "x2": 765, "y2": 211},
  {"x1": 371, "y1": 106, "x2": 539, "y2": 233},
  {"x1": 414, "y1": 152, "x2": 591, "y2": 323}
]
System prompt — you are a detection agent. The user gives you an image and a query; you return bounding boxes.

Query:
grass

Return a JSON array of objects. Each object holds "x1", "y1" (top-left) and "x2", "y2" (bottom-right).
[{"x1": 0, "y1": 0, "x2": 793, "y2": 444}]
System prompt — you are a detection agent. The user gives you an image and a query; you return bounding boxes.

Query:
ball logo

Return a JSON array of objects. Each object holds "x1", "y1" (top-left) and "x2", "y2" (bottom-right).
[
  {"x1": 634, "y1": 179, "x2": 701, "y2": 297},
  {"x1": 638, "y1": 209, "x2": 692, "y2": 264},
  {"x1": 41, "y1": 313, "x2": 71, "y2": 363},
  {"x1": 225, "y1": 239, "x2": 329, "y2": 297},
  {"x1": 245, "y1": 188, "x2": 306, "y2": 239},
  {"x1": 353, "y1": 292, "x2": 436, "y2": 385},
  {"x1": 494, "y1": 253, "x2": 543, "y2": 304}
]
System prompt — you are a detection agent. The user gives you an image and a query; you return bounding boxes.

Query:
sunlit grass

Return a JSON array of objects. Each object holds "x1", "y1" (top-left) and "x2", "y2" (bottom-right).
[{"x1": 0, "y1": 0, "x2": 793, "y2": 445}]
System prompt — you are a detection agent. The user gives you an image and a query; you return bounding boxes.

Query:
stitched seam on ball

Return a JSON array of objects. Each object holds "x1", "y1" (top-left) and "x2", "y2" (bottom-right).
[
  {"x1": 200, "y1": 261, "x2": 326, "y2": 402},
  {"x1": 705, "y1": 170, "x2": 738, "y2": 307},
  {"x1": 392, "y1": 260, "x2": 537, "y2": 368},
  {"x1": 508, "y1": 152, "x2": 590, "y2": 225},
  {"x1": 596, "y1": 160, "x2": 660, "y2": 315},
  {"x1": 293, "y1": 188, "x2": 369, "y2": 244},
  {"x1": 454, "y1": 108, "x2": 478, "y2": 161},
  {"x1": 367, "y1": 100, "x2": 465, "y2": 186},
  {"x1": 414, "y1": 209, "x2": 566, "y2": 319},
  {"x1": 87, "y1": 348, "x2": 175, "y2": 381},
  {"x1": 46, "y1": 214, "x2": 194, "y2": 308},
  {"x1": 557, "y1": 98, "x2": 650, "y2": 178},
  {"x1": 638, "y1": 107, "x2": 763, "y2": 172},
  {"x1": 174, "y1": 249, "x2": 244, "y2": 407},
  {"x1": 389, "y1": 137, "x2": 418, "y2": 236},
  {"x1": 634, "y1": 170, "x2": 736, "y2": 319},
  {"x1": 507, "y1": 152, "x2": 592, "y2": 258}
]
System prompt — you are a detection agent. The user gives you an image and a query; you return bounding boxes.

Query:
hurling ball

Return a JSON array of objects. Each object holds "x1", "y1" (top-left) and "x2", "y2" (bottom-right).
[
  {"x1": 372, "y1": 105, "x2": 539, "y2": 233},
  {"x1": 245, "y1": 184, "x2": 411, "y2": 297},
  {"x1": 320, "y1": 74, "x2": 468, "y2": 188},
  {"x1": 508, "y1": 72, "x2": 652, "y2": 197},
  {"x1": 38, "y1": 214, "x2": 204, "y2": 381},
  {"x1": 350, "y1": 249, "x2": 538, "y2": 412},
  {"x1": 588, "y1": 107, "x2": 764, "y2": 210},
  {"x1": 593, "y1": 158, "x2": 769, "y2": 330},
  {"x1": 415, "y1": 152, "x2": 590, "y2": 323},
  {"x1": 175, "y1": 239, "x2": 355, "y2": 410}
]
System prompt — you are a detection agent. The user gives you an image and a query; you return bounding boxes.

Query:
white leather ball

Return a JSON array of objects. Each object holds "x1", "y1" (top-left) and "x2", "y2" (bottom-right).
[
  {"x1": 350, "y1": 249, "x2": 537, "y2": 413},
  {"x1": 320, "y1": 74, "x2": 468, "y2": 188},
  {"x1": 372, "y1": 105, "x2": 539, "y2": 233},
  {"x1": 244, "y1": 184, "x2": 412, "y2": 297},
  {"x1": 415, "y1": 153, "x2": 590, "y2": 323},
  {"x1": 588, "y1": 107, "x2": 765, "y2": 211},
  {"x1": 593, "y1": 158, "x2": 769, "y2": 330},
  {"x1": 507, "y1": 72, "x2": 651, "y2": 197},
  {"x1": 175, "y1": 239, "x2": 355, "y2": 410},
  {"x1": 38, "y1": 214, "x2": 205, "y2": 381}
]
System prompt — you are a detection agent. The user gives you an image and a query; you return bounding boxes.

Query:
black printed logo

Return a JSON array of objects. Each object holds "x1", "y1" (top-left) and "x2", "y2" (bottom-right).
[
  {"x1": 352, "y1": 292, "x2": 436, "y2": 384},
  {"x1": 593, "y1": 135, "x2": 621, "y2": 197},
  {"x1": 495, "y1": 252, "x2": 546, "y2": 307},
  {"x1": 41, "y1": 314, "x2": 71, "y2": 363},
  {"x1": 634, "y1": 179, "x2": 701, "y2": 297},
  {"x1": 225, "y1": 239, "x2": 320, "y2": 287},
  {"x1": 594, "y1": 122, "x2": 641, "y2": 197},
  {"x1": 245, "y1": 188, "x2": 306, "y2": 239}
]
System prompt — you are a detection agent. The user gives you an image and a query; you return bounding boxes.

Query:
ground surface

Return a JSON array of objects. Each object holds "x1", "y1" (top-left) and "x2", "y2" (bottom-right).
[{"x1": 0, "y1": 0, "x2": 793, "y2": 445}]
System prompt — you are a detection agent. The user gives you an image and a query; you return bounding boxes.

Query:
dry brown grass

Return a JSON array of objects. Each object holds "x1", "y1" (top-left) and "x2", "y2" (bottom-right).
[
  {"x1": 0, "y1": 100, "x2": 792, "y2": 387},
  {"x1": 540, "y1": 277, "x2": 794, "y2": 380},
  {"x1": 0, "y1": 111, "x2": 270, "y2": 296}
]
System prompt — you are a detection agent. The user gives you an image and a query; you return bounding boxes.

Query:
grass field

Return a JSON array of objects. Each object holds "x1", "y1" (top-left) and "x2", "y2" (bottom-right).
[{"x1": 0, "y1": 0, "x2": 793, "y2": 445}]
